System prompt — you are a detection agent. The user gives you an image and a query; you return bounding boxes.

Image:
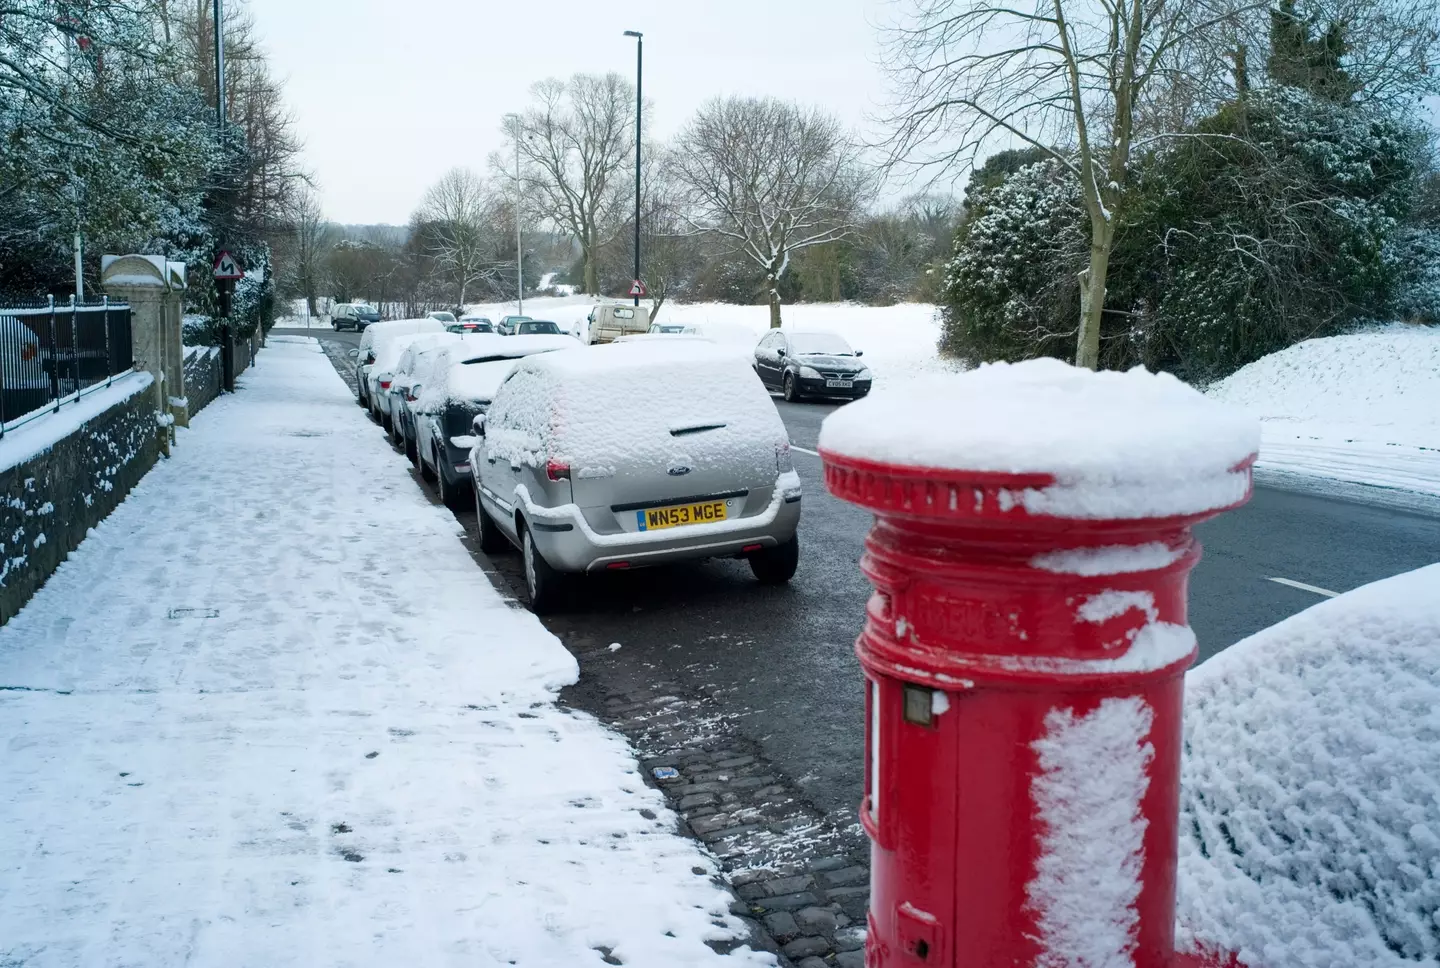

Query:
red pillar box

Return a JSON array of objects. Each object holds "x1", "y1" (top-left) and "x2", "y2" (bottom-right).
[{"x1": 817, "y1": 360, "x2": 1258, "y2": 968}]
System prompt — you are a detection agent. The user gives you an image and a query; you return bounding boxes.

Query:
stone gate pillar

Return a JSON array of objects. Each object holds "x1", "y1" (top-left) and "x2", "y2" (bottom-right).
[{"x1": 101, "y1": 255, "x2": 189, "y2": 433}]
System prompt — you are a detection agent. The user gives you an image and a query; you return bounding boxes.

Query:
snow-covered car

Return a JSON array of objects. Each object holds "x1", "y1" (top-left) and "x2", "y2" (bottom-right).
[
  {"x1": 407, "y1": 334, "x2": 577, "y2": 509},
  {"x1": 450, "y1": 317, "x2": 494, "y2": 334},
  {"x1": 355, "y1": 318, "x2": 447, "y2": 410},
  {"x1": 648, "y1": 323, "x2": 689, "y2": 335},
  {"x1": 471, "y1": 340, "x2": 802, "y2": 612},
  {"x1": 678, "y1": 321, "x2": 761, "y2": 347},
  {"x1": 512, "y1": 320, "x2": 565, "y2": 336},
  {"x1": 0, "y1": 314, "x2": 50, "y2": 423},
  {"x1": 366, "y1": 324, "x2": 451, "y2": 428},
  {"x1": 388, "y1": 334, "x2": 465, "y2": 459},
  {"x1": 754, "y1": 329, "x2": 872, "y2": 403},
  {"x1": 496, "y1": 315, "x2": 531, "y2": 335},
  {"x1": 427, "y1": 311, "x2": 457, "y2": 324}
]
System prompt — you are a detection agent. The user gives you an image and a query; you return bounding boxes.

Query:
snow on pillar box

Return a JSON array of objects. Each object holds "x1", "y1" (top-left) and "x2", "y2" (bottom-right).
[
  {"x1": 101, "y1": 255, "x2": 189, "y2": 429},
  {"x1": 816, "y1": 359, "x2": 1259, "y2": 968}
]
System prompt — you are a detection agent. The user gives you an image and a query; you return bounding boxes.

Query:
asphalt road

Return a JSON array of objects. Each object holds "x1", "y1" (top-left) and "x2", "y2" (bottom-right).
[{"x1": 290, "y1": 327, "x2": 1440, "y2": 825}]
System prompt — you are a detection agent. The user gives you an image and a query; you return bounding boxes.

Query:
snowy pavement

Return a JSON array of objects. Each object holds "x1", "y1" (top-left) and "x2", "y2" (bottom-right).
[{"x1": 0, "y1": 337, "x2": 770, "y2": 967}]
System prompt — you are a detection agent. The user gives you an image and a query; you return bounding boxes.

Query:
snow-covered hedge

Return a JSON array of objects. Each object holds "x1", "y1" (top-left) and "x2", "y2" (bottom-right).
[{"x1": 1177, "y1": 564, "x2": 1440, "y2": 967}]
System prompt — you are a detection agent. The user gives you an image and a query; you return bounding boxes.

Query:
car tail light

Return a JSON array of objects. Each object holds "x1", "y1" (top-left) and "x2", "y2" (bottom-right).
[
  {"x1": 606, "y1": 562, "x2": 630, "y2": 570},
  {"x1": 546, "y1": 460, "x2": 571, "y2": 482},
  {"x1": 743, "y1": 543, "x2": 764, "y2": 553},
  {"x1": 379, "y1": 380, "x2": 391, "y2": 389}
]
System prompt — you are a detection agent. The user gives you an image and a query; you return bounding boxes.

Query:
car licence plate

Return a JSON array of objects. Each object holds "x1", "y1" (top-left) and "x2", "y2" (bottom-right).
[
  {"x1": 826, "y1": 379, "x2": 854, "y2": 389},
  {"x1": 636, "y1": 500, "x2": 729, "y2": 532}
]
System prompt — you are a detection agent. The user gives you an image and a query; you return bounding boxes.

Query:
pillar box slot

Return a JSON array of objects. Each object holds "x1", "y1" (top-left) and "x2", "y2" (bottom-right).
[{"x1": 818, "y1": 359, "x2": 1259, "y2": 968}]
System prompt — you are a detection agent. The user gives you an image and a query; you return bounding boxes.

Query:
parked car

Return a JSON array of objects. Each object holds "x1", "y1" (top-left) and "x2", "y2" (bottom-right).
[
  {"x1": 586, "y1": 304, "x2": 650, "y2": 343},
  {"x1": 449, "y1": 318, "x2": 495, "y2": 334},
  {"x1": 513, "y1": 319, "x2": 563, "y2": 336},
  {"x1": 387, "y1": 334, "x2": 464, "y2": 460},
  {"x1": 496, "y1": 315, "x2": 532, "y2": 335},
  {"x1": 678, "y1": 322, "x2": 761, "y2": 347},
  {"x1": 753, "y1": 329, "x2": 872, "y2": 402},
  {"x1": 648, "y1": 322, "x2": 688, "y2": 334},
  {"x1": 331, "y1": 303, "x2": 381, "y2": 331},
  {"x1": 408, "y1": 335, "x2": 578, "y2": 509},
  {"x1": 0, "y1": 315, "x2": 49, "y2": 423},
  {"x1": 355, "y1": 318, "x2": 447, "y2": 410},
  {"x1": 364, "y1": 322, "x2": 451, "y2": 427},
  {"x1": 427, "y1": 311, "x2": 457, "y2": 324},
  {"x1": 471, "y1": 341, "x2": 802, "y2": 612}
]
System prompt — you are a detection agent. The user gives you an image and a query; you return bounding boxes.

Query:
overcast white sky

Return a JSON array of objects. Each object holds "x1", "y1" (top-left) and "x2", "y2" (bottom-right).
[{"x1": 245, "y1": 0, "x2": 895, "y2": 225}]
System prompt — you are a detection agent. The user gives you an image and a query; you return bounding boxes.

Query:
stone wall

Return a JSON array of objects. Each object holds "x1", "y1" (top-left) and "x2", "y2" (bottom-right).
[
  {"x1": 184, "y1": 346, "x2": 223, "y2": 415},
  {"x1": 0, "y1": 376, "x2": 161, "y2": 625}
]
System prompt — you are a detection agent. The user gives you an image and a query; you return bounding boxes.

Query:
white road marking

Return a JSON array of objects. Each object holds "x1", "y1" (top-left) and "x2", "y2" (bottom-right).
[
  {"x1": 790, "y1": 445, "x2": 820, "y2": 457},
  {"x1": 1267, "y1": 576, "x2": 1339, "y2": 598}
]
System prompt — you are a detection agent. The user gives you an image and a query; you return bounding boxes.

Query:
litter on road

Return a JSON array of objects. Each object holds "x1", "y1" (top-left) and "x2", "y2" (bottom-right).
[{"x1": 0, "y1": 336, "x2": 770, "y2": 968}]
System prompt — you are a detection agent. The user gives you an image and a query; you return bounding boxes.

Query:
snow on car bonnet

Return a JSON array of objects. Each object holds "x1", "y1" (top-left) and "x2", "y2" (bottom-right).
[
  {"x1": 485, "y1": 341, "x2": 784, "y2": 472},
  {"x1": 818, "y1": 358, "x2": 1259, "y2": 519},
  {"x1": 1177, "y1": 563, "x2": 1440, "y2": 968}
]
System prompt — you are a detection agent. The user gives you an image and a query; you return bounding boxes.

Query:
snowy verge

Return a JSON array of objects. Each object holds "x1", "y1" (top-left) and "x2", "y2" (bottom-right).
[
  {"x1": 0, "y1": 371, "x2": 153, "y2": 472},
  {"x1": 463, "y1": 296, "x2": 963, "y2": 388},
  {"x1": 1207, "y1": 324, "x2": 1440, "y2": 497},
  {"x1": 0, "y1": 338, "x2": 771, "y2": 967},
  {"x1": 1177, "y1": 563, "x2": 1440, "y2": 968}
]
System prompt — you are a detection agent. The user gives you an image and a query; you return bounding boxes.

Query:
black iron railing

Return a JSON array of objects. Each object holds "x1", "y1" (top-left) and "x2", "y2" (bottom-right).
[{"x1": 0, "y1": 296, "x2": 134, "y2": 436}]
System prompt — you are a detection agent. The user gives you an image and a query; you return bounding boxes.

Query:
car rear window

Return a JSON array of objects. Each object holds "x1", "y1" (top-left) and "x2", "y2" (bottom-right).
[{"x1": 486, "y1": 348, "x2": 782, "y2": 471}]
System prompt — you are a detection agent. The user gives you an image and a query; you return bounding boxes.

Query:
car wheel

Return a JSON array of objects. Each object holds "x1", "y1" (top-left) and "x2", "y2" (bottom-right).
[
  {"x1": 783, "y1": 372, "x2": 799, "y2": 403},
  {"x1": 437, "y1": 456, "x2": 467, "y2": 511},
  {"x1": 522, "y1": 525, "x2": 566, "y2": 614},
  {"x1": 749, "y1": 534, "x2": 799, "y2": 585},
  {"x1": 420, "y1": 444, "x2": 437, "y2": 484},
  {"x1": 475, "y1": 487, "x2": 510, "y2": 554}
]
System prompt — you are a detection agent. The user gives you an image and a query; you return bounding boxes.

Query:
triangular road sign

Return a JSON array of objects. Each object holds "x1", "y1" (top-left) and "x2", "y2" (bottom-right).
[
  {"x1": 213, "y1": 250, "x2": 243, "y2": 281},
  {"x1": 628, "y1": 279, "x2": 647, "y2": 297}
]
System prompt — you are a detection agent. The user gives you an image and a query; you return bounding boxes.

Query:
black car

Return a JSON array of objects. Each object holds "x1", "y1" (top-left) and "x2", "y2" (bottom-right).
[{"x1": 754, "y1": 330, "x2": 872, "y2": 402}]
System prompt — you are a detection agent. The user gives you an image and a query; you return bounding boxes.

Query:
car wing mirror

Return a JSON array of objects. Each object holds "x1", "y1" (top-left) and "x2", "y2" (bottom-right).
[
  {"x1": 855, "y1": 350, "x2": 863, "y2": 357},
  {"x1": 775, "y1": 348, "x2": 786, "y2": 358},
  {"x1": 348, "y1": 348, "x2": 359, "y2": 358},
  {"x1": 472, "y1": 414, "x2": 487, "y2": 437}
]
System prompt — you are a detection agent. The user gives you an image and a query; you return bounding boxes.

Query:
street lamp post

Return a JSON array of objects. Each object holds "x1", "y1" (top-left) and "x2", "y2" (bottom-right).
[
  {"x1": 624, "y1": 30, "x2": 642, "y2": 307},
  {"x1": 514, "y1": 128, "x2": 524, "y2": 318}
]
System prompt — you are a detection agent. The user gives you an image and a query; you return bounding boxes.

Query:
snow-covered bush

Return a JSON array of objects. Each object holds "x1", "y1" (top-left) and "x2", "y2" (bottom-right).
[
  {"x1": 939, "y1": 159, "x2": 1087, "y2": 363},
  {"x1": 1177, "y1": 564, "x2": 1440, "y2": 967},
  {"x1": 939, "y1": 87, "x2": 1431, "y2": 377}
]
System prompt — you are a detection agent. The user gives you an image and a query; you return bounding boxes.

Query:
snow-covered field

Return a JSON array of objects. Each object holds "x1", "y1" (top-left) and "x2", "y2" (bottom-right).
[
  {"x1": 1207, "y1": 324, "x2": 1440, "y2": 498},
  {"x1": 0, "y1": 337, "x2": 770, "y2": 967},
  {"x1": 1178, "y1": 563, "x2": 1440, "y2": 967},
  {"x1": 464, "y1": 296, "x2": 959, "y2": 388}
]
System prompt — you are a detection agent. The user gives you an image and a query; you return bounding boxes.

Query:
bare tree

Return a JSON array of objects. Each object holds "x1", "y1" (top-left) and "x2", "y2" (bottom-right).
[
  {"x1": 670, "y1": 97, "x2": 867, "y2": 329},
  {"x1": 881, "y1": 0, "x2": 1248, "y2": 368},
  {"x1": 504, "y1": 74, "x2": 636, "y2": 296},
  {"x1": 413, "y1": 168, "x2": 509, "y2": 309},
  {"x1": 285, "y1": 187, "x2": 330, "y2": 316}
]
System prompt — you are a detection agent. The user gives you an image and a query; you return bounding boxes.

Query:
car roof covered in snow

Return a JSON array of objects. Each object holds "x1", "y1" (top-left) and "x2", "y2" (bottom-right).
[
  {"x1": 358, "y1": 317, "x2": 447, "y2": 353},
  {"x1": 523, "y1": 339, "x2": 749, "y2": 378},
  {"x1": 1176, "y1": 563, "x2": 1440, "y2": 967},
  {"x1": 450, "y1": 333, "x2": 575, "y2": 363}
]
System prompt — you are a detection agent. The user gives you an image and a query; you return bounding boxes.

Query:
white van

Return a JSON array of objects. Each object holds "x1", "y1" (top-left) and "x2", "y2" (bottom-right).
[{"x1": 586, "y1": 304, "x2": 651, "y2": 344}]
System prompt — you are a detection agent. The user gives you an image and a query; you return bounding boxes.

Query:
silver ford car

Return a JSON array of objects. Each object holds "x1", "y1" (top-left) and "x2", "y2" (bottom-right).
[{"x1": 471, "y1": 341, "x2": 802, "y2": 612}]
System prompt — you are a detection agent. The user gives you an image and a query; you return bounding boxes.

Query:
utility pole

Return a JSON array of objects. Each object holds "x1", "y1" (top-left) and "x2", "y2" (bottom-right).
[
  {"x1": 213, "y1": 0, "x2": 236, "y2": 391},
  {"x1": 624, "y1": 30, "x2": 643, "y2": 307}
]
